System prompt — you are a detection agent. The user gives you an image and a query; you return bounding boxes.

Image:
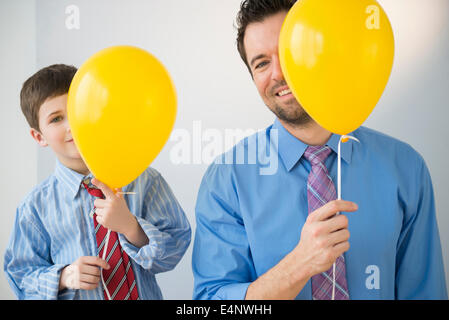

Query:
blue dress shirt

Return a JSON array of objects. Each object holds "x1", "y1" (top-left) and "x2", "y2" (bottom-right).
[
  {"x1": 4, "y1": 160, "x2": 191, "y2": 299},
  {"x1": 192, "y1": 118, "x2": 447, "y2": 300}
]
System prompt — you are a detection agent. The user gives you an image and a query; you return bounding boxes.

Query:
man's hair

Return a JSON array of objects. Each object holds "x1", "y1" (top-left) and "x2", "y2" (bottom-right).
[
  {"x1": 20, "y1": 64, "x2": 77, "y2": 131},
  {"x1": 236, "y1": 0, "x2": 296, "y2": 74}
]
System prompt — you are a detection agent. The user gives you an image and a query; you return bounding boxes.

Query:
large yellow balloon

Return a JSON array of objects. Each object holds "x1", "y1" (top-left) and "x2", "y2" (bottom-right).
[
  {"x1": 67, "y1": 46, "x2": 176, "y2": 188},
  {"x1": 279, "y1": 0, "x2": 394, "y2": 135}
]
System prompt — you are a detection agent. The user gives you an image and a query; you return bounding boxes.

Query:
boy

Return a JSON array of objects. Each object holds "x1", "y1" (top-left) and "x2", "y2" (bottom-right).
[{"x1": 4, "y1": 64, "x2": 191, "y2": 299}]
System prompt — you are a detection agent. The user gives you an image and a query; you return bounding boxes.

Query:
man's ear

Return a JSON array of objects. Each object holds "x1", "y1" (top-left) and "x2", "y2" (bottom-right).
[{"x1": 30, "y1": 128, "x2": 48, "y2": 147}]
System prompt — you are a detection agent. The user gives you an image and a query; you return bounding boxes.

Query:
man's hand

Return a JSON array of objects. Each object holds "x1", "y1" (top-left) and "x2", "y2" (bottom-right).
[
  {"x1": 59, "y1": 256, "x2": 110, "y2": 291},
  {"x1": 245, "y1": 199, "x2": 358, "y2": 300},
  {"x1": 91, "y1": 178, "x2": 149, "y2": 248},
  {"x1": 293, "y1": 200, "x2": 358, "y2": 279}
]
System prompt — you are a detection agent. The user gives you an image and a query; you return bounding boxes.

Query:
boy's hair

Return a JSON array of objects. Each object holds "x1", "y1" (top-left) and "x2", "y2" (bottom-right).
[
  {"x1": 20, "y1": 64, "x2": 77, "y2": 131},
  {"x1": 235, "y1": 0, "x2": 296, "y2": 74}
]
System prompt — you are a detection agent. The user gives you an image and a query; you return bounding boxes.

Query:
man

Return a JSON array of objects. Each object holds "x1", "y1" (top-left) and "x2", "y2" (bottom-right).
[{"x1": 192, "y1": 0, "x2": 447, "y2": 300}]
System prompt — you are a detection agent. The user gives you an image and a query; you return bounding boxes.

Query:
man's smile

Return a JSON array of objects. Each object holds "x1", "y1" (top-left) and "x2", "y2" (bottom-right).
[{"x1": 273, "y1": 85, "x2": 293, "y2": 99}]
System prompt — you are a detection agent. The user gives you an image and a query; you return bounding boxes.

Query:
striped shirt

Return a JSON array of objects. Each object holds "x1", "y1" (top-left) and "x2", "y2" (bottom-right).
[{"x1": 4, "y1": 160, "x2": 191, "y2": 299}]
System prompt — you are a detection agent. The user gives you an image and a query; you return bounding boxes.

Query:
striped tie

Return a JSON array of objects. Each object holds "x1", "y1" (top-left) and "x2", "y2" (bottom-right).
[
  {"x1": 82, "y1": 179, "x2": 139, "y2": 300},
  {"x1": 303, "y1": 146, "x2": 349, "y2": 300}
]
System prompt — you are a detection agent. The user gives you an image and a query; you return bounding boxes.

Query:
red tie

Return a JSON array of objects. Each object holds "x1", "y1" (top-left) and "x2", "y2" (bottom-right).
[{"x1": 82, "y1": 179, "x2": 139, "y2": 300}]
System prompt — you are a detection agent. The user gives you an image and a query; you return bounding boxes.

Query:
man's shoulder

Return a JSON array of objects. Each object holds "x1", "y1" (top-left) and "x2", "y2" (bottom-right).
[
  {"x1": 200, "y1": 124, "x2": 278, "y2": 194},
  {"x1": 354, "y1": 126, "x2": 424, "y2": 163},
  {"x1": 355, "y1": 126, "x2": 407, "y2": 145},
  {"x1": 210, "y1": 124, "x2": 275, "y2": 168}
]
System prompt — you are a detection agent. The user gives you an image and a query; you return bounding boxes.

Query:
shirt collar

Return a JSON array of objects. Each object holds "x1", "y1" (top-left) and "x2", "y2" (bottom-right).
[
  {"x1": 273, "y1": 118, "x2": 354, "y2": 172},
  {"x1": 54, "y1": 159, "x2": 92, "y2": 199}
]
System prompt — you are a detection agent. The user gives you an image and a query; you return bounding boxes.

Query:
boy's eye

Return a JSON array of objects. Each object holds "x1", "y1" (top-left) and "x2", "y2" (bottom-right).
[{"x1": 50, "y1": 116, "x2": 63, "y2": 123}]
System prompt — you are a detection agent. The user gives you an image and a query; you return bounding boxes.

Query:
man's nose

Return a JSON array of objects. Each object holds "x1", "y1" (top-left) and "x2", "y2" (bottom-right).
[{"x1": 271, "y1": 55, "x2": 284, "y2": 82}]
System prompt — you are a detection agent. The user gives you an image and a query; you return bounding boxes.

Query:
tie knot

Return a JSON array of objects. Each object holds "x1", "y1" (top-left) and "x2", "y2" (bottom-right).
[
  {"x1": 304, "y1": 145, "x2": 332, "y2": 166},
  {"x1": 81, "y1": 178, "x2": 105, "y2": 198}
]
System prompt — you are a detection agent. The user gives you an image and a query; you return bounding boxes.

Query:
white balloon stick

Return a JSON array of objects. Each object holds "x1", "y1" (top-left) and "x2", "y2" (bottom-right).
[{"x1": 333, "y1": 134, "x2": 360, "y2": 300}]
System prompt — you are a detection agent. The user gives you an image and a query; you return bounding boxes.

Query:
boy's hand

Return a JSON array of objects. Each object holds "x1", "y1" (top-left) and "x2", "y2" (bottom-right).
[
  {"x1": 91, "y1": 178, "x2": 137, "y2": 237},
  {"x1": 59, "y1": 256, "x2": 109, "y2": 291}
]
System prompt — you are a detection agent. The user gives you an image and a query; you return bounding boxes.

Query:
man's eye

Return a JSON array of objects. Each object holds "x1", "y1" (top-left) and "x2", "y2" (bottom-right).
[
  {"x1": 255, "y1": 61, "x2": 269, "y2": 70},
  {"x1": 50, "y1": 116, "x2": 63, "y2": 123}
]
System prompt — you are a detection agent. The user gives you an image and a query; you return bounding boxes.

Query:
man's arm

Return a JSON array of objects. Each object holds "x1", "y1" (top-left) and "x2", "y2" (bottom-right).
[
  {"x1": 245, "y1": 200, "x2": 357, "y2": 299},
  {"x1": 193, "y1": 161, "x2": 357, "y2": 300},
  {"x1": 395, "y1": 157, "x2": 447, "y2": 299},
  {"x1": 193, "y1": 168, "x2": 255, "y2": 300}
]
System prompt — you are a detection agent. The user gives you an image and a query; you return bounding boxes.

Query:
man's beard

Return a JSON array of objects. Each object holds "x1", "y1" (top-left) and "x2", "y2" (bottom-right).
[
  {"x1": 270, "y1": 98, "x2": 313, "y2": 127},
  {"x1": 267, "y1": 80, "x2": 313, "y2": 127}
]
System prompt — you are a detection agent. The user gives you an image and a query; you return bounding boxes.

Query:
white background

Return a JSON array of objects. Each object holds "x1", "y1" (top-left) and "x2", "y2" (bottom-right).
[{"x1": 1, "y1": 0, "x2": 448, "y2": 299}]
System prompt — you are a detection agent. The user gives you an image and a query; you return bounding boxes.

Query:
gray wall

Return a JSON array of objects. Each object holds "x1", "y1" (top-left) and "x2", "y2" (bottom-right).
[
  {"x1": 0, "y1": 0, "x2": 37, "y2": 300},
  {"x1": 1, "y1": 0, "x2": 448, "y2": 299}
]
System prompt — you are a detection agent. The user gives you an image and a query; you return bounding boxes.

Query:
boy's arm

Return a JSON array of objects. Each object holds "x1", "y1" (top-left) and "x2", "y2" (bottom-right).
[
  {"x1": 118, "y1": 170, "x2": 191, "y2": 274},
  {"x1": 119, "y1": 216, "x2": 148, "y2": 248},
  {"x1": 4, "y1": 206, "x2": 75, "y2": 300},
  {"x1": 91, "y1": 178, "x2": 149, "y2": 249}
]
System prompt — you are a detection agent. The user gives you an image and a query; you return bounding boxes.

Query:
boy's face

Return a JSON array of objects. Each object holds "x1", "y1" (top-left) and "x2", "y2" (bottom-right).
[{"x1": 30, "y1": 94, "x2": 86, "y2": 172}]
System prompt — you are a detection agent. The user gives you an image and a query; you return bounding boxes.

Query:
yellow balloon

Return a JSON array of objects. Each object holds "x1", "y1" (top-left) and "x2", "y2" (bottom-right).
[
  {"x1": 279, "y1": 0, "x2": 394, "y2": 135},
  {"x1": 67, "y1": 45, "x2": 176, "y2": 188}
]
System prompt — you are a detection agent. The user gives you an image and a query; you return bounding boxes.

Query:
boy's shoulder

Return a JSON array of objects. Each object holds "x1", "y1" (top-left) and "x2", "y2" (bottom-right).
[
  {"x1": 141, "y1": 166, "x2": 162, "y2": 180},
  {"x1": 137, "y1": 166, "x2": 162, "y2": 184},
  {"x1": 123, "y1": 166, "x2": 163, "y2": 191},
  {"x1": 16, "y1": 173, "x2": 59, "y2": 221}
]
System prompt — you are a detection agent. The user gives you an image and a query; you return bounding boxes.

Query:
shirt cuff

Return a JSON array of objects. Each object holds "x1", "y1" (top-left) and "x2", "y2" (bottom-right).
[
  {"x1": 216, "y1": 282, "x2": 252, "y2": 300},
  {"x1": 39, "y1": 264, "x2": 76, "y2": 300},
  {"x1": 58, "y1": 288, "x2": 77, "y2": 300},
  {"x1": 118, "y1": 216, "x2": 163, "y2": 270}
]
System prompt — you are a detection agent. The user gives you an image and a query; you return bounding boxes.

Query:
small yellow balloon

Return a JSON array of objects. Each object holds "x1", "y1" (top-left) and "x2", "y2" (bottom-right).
[
  {"x1": 279, "y1": 0, "x2": 394, "y2": 135},
  {"x1": 67, "y1": 45, "x2": 177, "y2": 188}
]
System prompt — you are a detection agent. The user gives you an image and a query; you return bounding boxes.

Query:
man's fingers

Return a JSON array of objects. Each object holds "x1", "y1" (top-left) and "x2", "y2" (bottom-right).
[
  {"x1": 333, "y1": 240, "x2": 350, "y2": 256},
  {"x1": 324, "y1": 214, "x2": 349, "y2": 233},
  {"x1": 329, "y1": 228, "x2": 350, "y2": 246},
  {"x1": 91, "y1": 178, "x2": 115, "y2": 198},
  {"x1": 310, "y1": 200, "x2": 358, "y2": 222}
]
